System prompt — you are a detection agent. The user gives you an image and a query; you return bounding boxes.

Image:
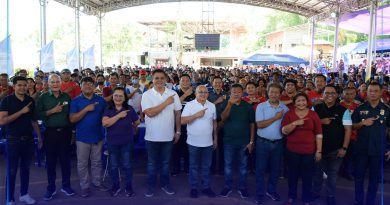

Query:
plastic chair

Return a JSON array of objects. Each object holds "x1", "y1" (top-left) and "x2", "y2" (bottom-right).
[
  {"x1": 0, "y1": 138, "x2": 6, "y2": 157},
  {"x1": 133, "y1": 123, "x2": 146, "y2": 161}
]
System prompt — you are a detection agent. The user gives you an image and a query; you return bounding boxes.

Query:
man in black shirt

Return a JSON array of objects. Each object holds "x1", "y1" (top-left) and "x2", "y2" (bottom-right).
[
  {"x1": 171, "y1": 74, "x2": 196, "y2": 176},
  {"x1": 312, "y1": 85, "x2": 352, "y2": 205},
  {"x1": 0, "y1": 76, "x2": 42, "y2": 205}
]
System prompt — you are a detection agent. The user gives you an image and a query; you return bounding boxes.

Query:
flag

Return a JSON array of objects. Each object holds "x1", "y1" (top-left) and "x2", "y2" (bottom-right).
[
  {"x1": 0, "y1": 35, "x2": 14, "y2": 76},
  {"x1": 66, "y1": 47, "x2": 80, "y2": 70},
  {"x1": 83, "y1": 45, "x2": 95, "y2": 70},
  {"x1": 40, "y1": 41, "x2": 55, "y2": 72}
]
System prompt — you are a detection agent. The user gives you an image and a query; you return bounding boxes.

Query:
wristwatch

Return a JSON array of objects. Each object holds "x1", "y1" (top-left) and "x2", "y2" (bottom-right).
[
  {"x1": 249, "y1": 141, "x2": 254, "y2": 145},
  {"x1": 176, "y1": 131, "x2": 181, "y2": 135},
  {"x1": 342, "y1": 147, "x2": 347, "y2": 151}
]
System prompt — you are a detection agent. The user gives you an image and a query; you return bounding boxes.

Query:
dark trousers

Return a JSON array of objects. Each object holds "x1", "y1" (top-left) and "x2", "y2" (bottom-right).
[
  {"x1": 6, "y1": 135, "x2": 34, "y2": 202},
  {"x1": 211, "y1": 129, "x2": 224, "y2": 174},
  {"x1": 108, "y1": 142, "x2": 133, "y2": 189},
  {"x1": 343, "y1": 140, "x2": 356, "y2": 176},
  {"x1": 312, "y1": 150, "x2": 343, "y2": 198},
  {"x1": 255, "y1": 138, "x2": 283, "y2": 196},
  {"x1": 44, "y1": 127, "x2": 71, "y2": 192},
  {"x1": 354, "y1": 154, "x2": 381, "y2": 205},
  {"x1": 146, "y1": 141, "x2": 173, "y2": 188},
  {"x1": 171, "y1": 126, "x2": 189, "y2": 173},
  {"x1": 287, "y1": 150, "x2": 314, "y2": 203}
]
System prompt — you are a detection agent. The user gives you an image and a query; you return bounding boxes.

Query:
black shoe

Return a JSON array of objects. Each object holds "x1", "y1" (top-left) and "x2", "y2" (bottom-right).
[
  {"x1": 255, "y1": 195, "x2": 264, "y2": 204},
  {"x1": 266, "y1": 192, "x2": 280, "y2": 201},
  {"x1": 144, "y1": 187, "x2": 154, "y2": 197},
  {"x1": 219, "y1": 188, "x2": 232, "y2": 197},
  {"x1": 201, "y1": 188, "x2": 216, "y2": 198},
  {"x1": 238, "y1": 189, "x2": 249, "y2": 198},
  {"x1": 171, "y1": 171, "x2": 180, "y2": 177},
  {"x1": 343, "y1": 173, "x2": 354, "y2": 181},
  {"x1": 161, "y1": 185, "x2": 176, "y2": 195},
  {"x1": 327, "y1": 196, "x2": 336, "y2": 205},
  {"x1": 110, "y1": 187, "x2": 121, "y2": 197},
  {"x1": 125, "y1": 187, "x2": 135, "y2": 197},
  {"x1": 61, "y1": 187, "x2": 76, "y2": 196},
  {"x1": 190, "y1": 189, "x2": 198, "y2": 198},
  {"x1": 311, "y1": 192, "x2": 320, "y2": 201},
  {"x1": 43, "y1": 190, "x2": 57, "y2": 201}
]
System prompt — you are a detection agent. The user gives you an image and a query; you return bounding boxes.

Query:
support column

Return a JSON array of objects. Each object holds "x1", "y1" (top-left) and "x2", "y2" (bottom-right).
[
  {"x1": 6, "y1": 0, "x2": 10, "y2": 75},
  {"x1": 39, "y1": 0, "x2": 47, "y2": 48},
  {"x1": 98, "y1": 12, "x2": 103, "y2": 69},
  {"x1": 75, "y1": 0, "x2": 81, "y2": 69},
  {"x1": 309, "y1": 17, "x2": 316, "y2": 73},
  {"x1": 366, "y1": 0, "x2": 378, "y2": 82},
  {"x1": 332, "y1": 5, "x2": 340, "y2": 73}
]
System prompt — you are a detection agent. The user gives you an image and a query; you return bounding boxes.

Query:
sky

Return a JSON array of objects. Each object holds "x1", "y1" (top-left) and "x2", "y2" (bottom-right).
[{"x1": 0, "y1": 0, "x2": 273, "y2": 69}]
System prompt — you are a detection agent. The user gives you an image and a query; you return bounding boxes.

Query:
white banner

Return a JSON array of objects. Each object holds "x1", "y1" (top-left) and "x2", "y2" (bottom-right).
[
  {"x1": 83, "y1": 45, "x2": 95, "y2": 70},
  {"x1": 0, "y1": 36, "x2": 15, "y2": 76},
  {"x1": 40, "y1": 41, "x2": 55, "y2": 72},
  {"x1": 66, "y1": 47, "x2": 80, "y2": 70}
]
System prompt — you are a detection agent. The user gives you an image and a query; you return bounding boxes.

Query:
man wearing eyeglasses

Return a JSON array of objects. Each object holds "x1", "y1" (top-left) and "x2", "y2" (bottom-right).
[
  {"x1": 36, "y1": 74, "x2": 75, "y2": 200},
  {"x1": 312, "y1": 84, "x2": 352, "y2": 205},
  {"x1": 181, "y1": 85, "x2": 217, "y2": 198},
  {"x1": 69, "y1": 77, "x2": 108, "y2": 197}
]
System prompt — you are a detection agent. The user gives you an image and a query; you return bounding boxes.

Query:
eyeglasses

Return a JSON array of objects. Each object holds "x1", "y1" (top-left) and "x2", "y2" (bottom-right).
[
  {"x1": 154, "y1": 77, "x2": 165, "y2": 80},
  {"x1": 198, "y1": 91, "x2": 209, "y2": 94},
  {"x1": 324, "y1": 92, "x2": 337, "y2": 96}
]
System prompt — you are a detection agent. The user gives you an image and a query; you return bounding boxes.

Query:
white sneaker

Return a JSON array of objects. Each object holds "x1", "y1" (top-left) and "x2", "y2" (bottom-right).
[
  {"x1": 323, "y1": 172, "x2": 328, "y2": 179},
  {"x1": 19, "y1": 194, "x2": 36, "y2": 204}
]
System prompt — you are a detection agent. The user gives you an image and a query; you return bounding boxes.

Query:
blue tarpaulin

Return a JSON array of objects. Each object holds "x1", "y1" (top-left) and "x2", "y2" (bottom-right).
[
  {"x1": 242, "y1": 54, "x2": 309, "y2": 66},
  {"x1": 352, "y1": 38, "x2": 390, "y2": 53}
]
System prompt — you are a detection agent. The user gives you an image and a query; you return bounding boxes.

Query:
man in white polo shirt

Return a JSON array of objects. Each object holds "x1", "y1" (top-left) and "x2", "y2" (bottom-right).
[
  {"x1": 141, "y1": 69, "x2": 182, "y2": 197},
  {"x1": 181, "y1": 85, "x2": 218, "y2": 199}
]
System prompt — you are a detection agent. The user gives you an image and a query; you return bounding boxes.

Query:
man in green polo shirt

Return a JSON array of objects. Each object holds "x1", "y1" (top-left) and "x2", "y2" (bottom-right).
[
  {"x1": 218, "y1": 83, "x2": 255, "y2": 199},
  {"x1": 36, "y1": 74, "x2": 75, "y2": 201}
]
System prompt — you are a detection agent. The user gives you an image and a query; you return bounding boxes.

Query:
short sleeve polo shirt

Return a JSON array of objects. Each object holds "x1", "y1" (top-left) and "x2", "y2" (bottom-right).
[{"x1": 70, "y1": 94, "x2": 106, "y2": 143}]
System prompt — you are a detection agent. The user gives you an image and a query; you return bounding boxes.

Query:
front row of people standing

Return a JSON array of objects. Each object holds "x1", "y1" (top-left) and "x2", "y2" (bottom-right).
[{"x1": 1, "y1": 73, "x2": 390, "y2": 205}]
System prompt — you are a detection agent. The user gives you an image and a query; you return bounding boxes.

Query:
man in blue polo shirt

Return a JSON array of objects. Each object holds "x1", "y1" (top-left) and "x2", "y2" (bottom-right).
[
  {"x1": 255, "y1": 83, "x2": 288, "y2": 204},
  {"x1": 0, "y1": 76, "x2": 42, "y2": 205},
  {"x1": 70, "y1": 77, "x2": 108, "y2": 197}
]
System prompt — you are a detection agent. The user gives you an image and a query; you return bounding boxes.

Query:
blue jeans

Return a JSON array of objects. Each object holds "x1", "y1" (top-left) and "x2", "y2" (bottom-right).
[
  {"x1": 312, "y1": 150, "x2": 343, "y2": 197},
  {"x1": 255, "y1": 137, "x2": 283, "y2": 196},
  {"x1": 6, "y1": 135, "x2": 34, "y2": 202},
  {"x1": 146, "y1": 141, "x2": 173, "y2": 188},
  {"x1": 354, "y1": 154, "x2": 381, "y2": 205},
  {"x1": 108, "y1": 142, "x2": 133, "y2": 189},
  {"x1": 287, "y1": 150, "x2": 314, "y2": 203},
  {"x1": 223, "y1": 144, "x2": 248, "y2": 190},
  {"x1": 188, "y1": 145, "x2": 213, "y2": 190}
]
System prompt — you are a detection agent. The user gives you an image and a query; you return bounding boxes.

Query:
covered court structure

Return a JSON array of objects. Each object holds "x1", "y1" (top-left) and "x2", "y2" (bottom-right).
[{"x1": 4, "y1": 0, "x2": 383, "y2": 75}]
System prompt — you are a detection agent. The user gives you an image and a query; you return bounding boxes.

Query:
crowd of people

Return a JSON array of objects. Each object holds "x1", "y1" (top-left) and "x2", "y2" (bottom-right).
[{"x1": 1, "y1": 65, "x2": 390, "y2": 205}]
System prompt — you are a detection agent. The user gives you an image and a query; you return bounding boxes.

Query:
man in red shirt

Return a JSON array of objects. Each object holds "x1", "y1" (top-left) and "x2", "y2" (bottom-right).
[
  {"x1": 340, "y1": 87, "x2": 360, "y2": 181},
  {"x1": 60, "y1": 69, "x2": 81, "y2": 99},
  {"x1": 280, "y1": 79, "x2": 297, "y2": 110},
  {"x1": 0, "y1": 73, "x2": 14, "y2": 101},
  {"x1": 242, "y1": 82, "x2": 266, "y2": 111},
  {"x1": 308, "y1": 74, "x2": 326, "y2": 107},
  {"x1": 103, "y1": 73, "x2": 119, "y2": 102}
]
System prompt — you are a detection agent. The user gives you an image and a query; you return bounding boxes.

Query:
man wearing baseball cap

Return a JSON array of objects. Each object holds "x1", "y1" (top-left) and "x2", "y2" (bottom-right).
[{"x1": 60, "y1": 69, "x2": 81, "y2": 99}]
